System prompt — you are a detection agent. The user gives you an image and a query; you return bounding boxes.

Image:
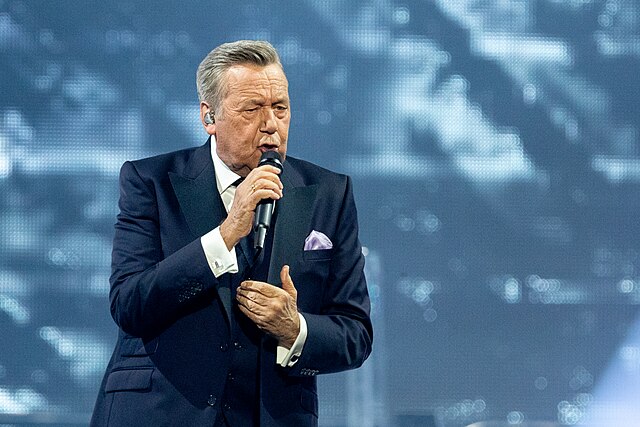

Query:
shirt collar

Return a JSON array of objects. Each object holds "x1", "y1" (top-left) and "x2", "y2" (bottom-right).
[{"x1": 210, "y1": 135, "x2": 242, "y2": 195}]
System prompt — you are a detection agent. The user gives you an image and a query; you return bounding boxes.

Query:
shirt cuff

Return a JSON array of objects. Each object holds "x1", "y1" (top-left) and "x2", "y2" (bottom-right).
[
  {"x1": 200, "y1": 226, "x2": 239, "y2": 277},
  {"x1": 276, "y1": 313, "x2": 307, "y2": 367}
]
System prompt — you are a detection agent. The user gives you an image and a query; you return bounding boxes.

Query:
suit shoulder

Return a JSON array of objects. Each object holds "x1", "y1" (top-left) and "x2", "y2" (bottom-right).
[
  {"x1": 285, "y1": 156, "x2": 349, "y2": 187},
  {"x1": 118, "y1": 143, "x2": 209, "y2": 186},
  {"x1": 127, "y1": 146, "x2": 198, "y2": 174}
]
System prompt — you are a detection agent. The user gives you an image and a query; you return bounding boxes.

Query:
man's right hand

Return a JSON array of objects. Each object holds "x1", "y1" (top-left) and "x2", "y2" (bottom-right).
[{"x1": 220, "y1": 164, "x2": 283, "y2": 250}]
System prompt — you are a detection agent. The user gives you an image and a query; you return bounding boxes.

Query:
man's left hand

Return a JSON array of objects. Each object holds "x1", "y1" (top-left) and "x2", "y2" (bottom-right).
[{"x1": 236, "y1": 265, "x2": 300, "y2": 348}]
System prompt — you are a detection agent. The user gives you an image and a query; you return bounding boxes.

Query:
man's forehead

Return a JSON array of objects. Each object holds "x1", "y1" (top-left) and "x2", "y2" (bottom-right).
[{"x1": 225, "y1": 63, "x2": 288, "y2": 87}]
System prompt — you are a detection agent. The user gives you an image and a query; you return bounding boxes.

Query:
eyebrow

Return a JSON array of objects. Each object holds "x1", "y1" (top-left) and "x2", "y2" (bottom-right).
[{"x1": 244, "y1": 98, "x2": 289, "y2": 106}]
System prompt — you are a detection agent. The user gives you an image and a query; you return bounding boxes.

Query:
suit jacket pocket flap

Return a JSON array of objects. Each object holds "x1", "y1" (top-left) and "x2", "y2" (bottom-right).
[{"x1": 105, "y1": 368, "x2": 154, "y2": 393}]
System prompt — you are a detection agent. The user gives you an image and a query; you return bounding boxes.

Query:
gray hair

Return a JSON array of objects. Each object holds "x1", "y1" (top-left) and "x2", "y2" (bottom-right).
[{"x1": 196, "y1": 40, "x2": 283, "y2": 116}]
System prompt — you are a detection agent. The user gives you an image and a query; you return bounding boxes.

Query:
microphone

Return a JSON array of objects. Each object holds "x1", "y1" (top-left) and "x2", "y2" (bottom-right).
[{"x1": 253, "y1": 151, "x2": 283, "y2": 251}]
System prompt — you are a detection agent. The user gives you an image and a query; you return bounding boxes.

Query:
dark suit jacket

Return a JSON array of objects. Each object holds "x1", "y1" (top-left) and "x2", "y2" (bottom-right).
[{"x1": 91, "y1": 140, "x2": 373, "y2": 426}]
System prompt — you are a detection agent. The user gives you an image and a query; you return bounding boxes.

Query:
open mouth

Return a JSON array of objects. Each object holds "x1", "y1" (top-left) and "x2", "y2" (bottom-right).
[{"x1": 259, "y1": 145, "x2": 279, "y2": 152}]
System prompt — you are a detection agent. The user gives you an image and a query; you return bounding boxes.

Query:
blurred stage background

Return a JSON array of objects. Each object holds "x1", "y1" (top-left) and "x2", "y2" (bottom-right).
[{"x1": 1, "y1": 1, "x2": 640, "y2": 426}]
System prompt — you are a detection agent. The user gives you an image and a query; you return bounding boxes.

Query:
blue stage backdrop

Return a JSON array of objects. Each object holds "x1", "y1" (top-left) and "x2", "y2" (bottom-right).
[{"x1": 1, "y1": 1, "x2": 640, "y2": 426}]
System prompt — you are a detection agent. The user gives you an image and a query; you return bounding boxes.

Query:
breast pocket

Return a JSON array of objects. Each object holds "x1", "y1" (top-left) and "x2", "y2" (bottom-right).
[{"x1": 302, "y1": 248, "x2": 333, "y2": 261}]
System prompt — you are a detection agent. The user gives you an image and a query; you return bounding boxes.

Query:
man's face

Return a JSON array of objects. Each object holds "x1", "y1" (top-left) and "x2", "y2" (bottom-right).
[{"x1": 211, "y1": 63, "x2": 290, "y2": 177}]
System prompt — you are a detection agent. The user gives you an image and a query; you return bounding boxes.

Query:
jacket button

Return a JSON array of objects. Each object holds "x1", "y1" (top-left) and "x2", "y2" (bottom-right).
[
  {"x1": 207, "y1": 395, "x2": 216, "y2": 407},
  {"x1": 220, "y1": 343, "x2": 229, "y2": 352}
]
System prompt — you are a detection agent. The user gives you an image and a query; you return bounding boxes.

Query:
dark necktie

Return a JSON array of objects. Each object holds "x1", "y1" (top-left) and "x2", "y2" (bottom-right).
[{"x1": 228, "y1": 178, "x2": 258, "y2": 273}]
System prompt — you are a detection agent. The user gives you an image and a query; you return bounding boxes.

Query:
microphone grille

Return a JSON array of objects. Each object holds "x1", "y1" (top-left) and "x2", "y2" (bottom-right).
[{"x1": 258, "y1": 151, "x2": 283, "y2": 170}]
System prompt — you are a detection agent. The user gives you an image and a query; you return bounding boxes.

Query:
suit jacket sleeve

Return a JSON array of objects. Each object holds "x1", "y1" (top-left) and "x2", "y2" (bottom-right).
[
  {"x1": 109, "y1": 161, "x2": 217, "y2": 338},
  {"x1": 290, "y1": 175, "x2": 373, "y2": 375}
]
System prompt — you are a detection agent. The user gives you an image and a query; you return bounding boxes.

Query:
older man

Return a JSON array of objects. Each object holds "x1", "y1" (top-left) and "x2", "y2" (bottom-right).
[{"x1": 91, "y1": 40, "x2": 372, "y2": 426}]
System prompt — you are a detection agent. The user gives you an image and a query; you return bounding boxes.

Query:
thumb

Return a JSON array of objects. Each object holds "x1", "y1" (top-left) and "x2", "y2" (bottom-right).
[{"x1": 280, "y1": 265, "x2": 297, "y2": 299}]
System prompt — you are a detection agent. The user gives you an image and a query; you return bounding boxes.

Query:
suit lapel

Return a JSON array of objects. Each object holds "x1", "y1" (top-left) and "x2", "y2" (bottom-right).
[
  {"x1": 267, "y1": 163, "x2": 317, "y2": 286},
  {"x1": 168, "y1": 142, "x2": 226, "y2": 237},
  {"x1": 168, "y1": 140, "x2": 233, "y2": 323}
]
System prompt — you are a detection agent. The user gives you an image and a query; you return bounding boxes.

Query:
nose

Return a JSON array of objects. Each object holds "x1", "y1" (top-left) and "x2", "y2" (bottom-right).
[{"x1": 260, "y1": 108, "x2": 277, "y2": 134}]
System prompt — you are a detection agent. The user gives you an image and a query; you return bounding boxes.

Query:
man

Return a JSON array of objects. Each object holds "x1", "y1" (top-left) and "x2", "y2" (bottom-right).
[{"x1": 91, "y1": 40, "x2": 372, "y2": 426}]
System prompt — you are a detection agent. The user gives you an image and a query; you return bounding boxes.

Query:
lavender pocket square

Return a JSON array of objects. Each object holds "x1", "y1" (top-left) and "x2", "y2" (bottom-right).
[{"x1": 304, "y1": 230, "x2": 333, "y2": 251}]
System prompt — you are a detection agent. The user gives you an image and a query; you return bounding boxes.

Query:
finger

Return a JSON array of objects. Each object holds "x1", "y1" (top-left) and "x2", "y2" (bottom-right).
[
  {"x1": 256, "y1": 164, "x2": 282, "y2": 175},
  {"x1": 237, "y1": 286, "x2": 272, "y2": 305},
  {"x1": 253, "y1": 173, "x2": 282, "y2": 186},
  {"x1": 236, "y1": 290, "x2": 257, "y2": 305},
  {"x1": 237, "y1": 303, "x2": 262, "y2": 326},
  {"x1": 237, "y1": 297, "x2": 275, "y2": 330},
  {"x1": 245, "y1": 190, "x2": 281, "y2": 205},
  {"x1": 250, "y1": 166, "x2": 283, "y2": 182},
  {"x1": 251, "y1": 177, "x2": 283, "y2": 196},
  {"x1": 252, "y1": 186, "x2": 283, "y2": 200},
  {"x1": 280, "y1": 265, "x2": 297, "y2": 298},
  {"x1": 242, "y1": 179, "x2": 282, "y2": 200},
  {"x1": 239, "y1": 280, "x2": 278, "y2": 297},
  {"x1": 250, "y1": 168, "x2": 283, "y2": 189},
  {"x1": 240, "y1": 280, "x2": 264, "y2": 291},
  {"x1": 239, "y1": 173, "x2": 282, "y2": 195},
  {"x1": 236, "y1": 294, "x2": 265, "y2": 315},
  {"x1": 235, "y1": 292, "x2": 251, "y2": 308}
]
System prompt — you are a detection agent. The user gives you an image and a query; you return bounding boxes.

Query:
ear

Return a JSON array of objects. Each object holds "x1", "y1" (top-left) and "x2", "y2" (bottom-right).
[{"x1": 200, "y1": 102, "x2": 216, "y2": 135}]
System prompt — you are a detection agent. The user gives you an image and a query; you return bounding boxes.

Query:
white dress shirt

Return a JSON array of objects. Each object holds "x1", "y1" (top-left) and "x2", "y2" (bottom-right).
[{"x1": 200, "y1": 137, "x2": 306, "y2": 367}]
